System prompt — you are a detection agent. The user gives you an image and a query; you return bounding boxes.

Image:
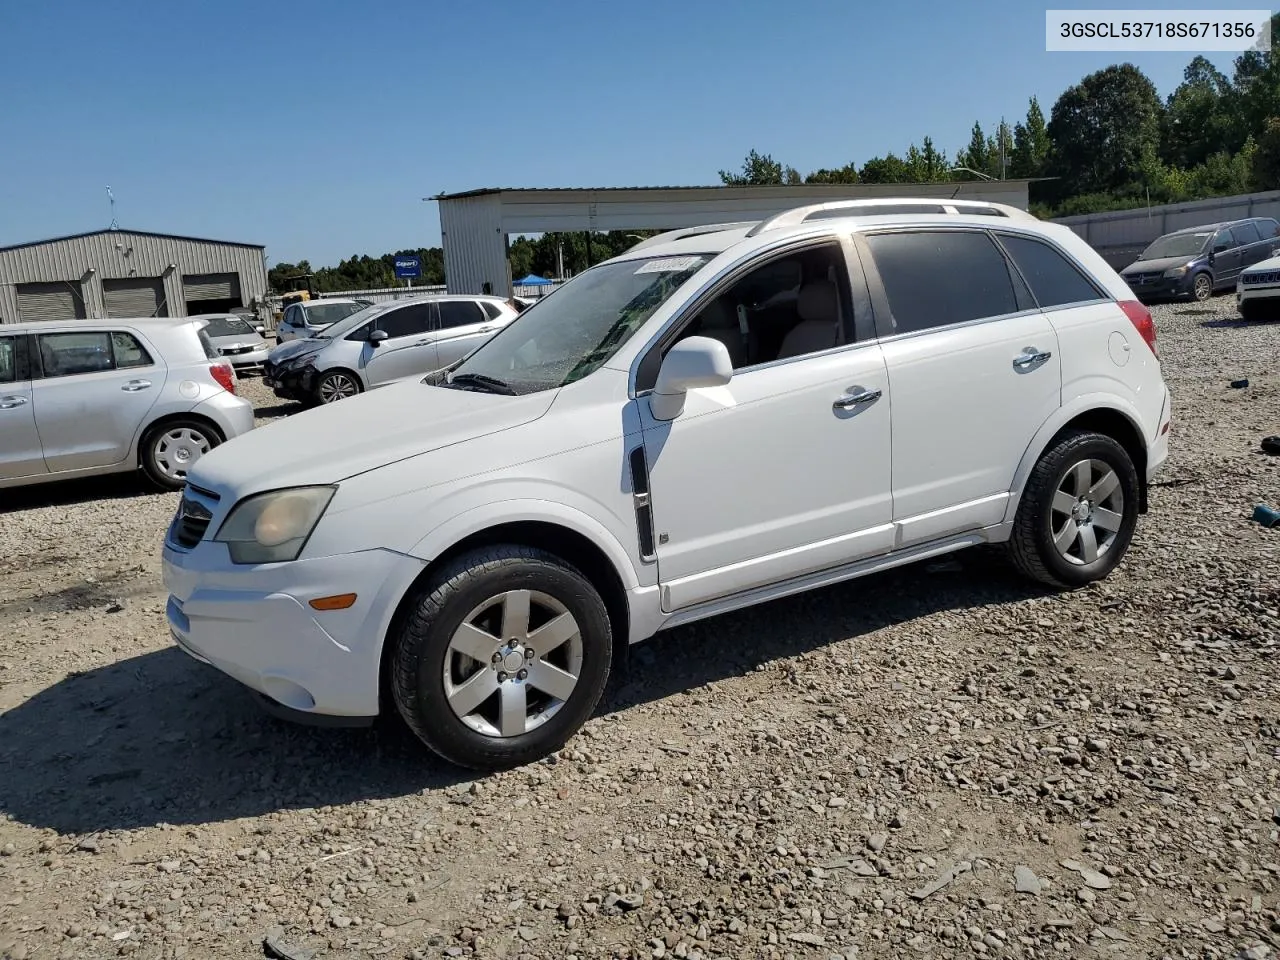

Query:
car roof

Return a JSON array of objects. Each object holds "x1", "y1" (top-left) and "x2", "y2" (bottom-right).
[
  {"x1": 302, "y1": 297, "x2": 364, "y2": 305},
  {"x1": 1, "y1": 316, "x2": 201, "y2": 333}
]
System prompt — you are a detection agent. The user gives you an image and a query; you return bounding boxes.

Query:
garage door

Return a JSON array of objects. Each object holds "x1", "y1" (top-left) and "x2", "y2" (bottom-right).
[
  {"x1": 16, "y1": 282, "x2": 87, "y2": 322},
  {"x1": 103, "y1": 277, "x2": 167, "y2": 317},
  {"x1": 183, "y1": 272, "x2": 241, "y2": 301}
]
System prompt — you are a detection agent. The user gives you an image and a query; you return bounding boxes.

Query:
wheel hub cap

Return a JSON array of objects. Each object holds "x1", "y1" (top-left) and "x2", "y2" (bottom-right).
[
  {"x1": 500, "y1": 648, "x2": 526, "y2": 673},
  {"x1": 1071, "y1": 499, "x2": 1092, "y2": 523}
]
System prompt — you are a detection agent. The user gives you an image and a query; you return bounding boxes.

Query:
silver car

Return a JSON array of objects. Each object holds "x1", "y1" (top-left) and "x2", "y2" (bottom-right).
[
  {"x1": 262, "y1": 295, "x2": 521, "y2": 405},
  {"x1": 0, "y1": 318, "x2": 255, "y2": 492},
  {"x1": 275, "y1": 298, "x2": 371, "y2": 344},
  {"x1": 192, "y1": 313, "x2": 271, "y2": 370}
]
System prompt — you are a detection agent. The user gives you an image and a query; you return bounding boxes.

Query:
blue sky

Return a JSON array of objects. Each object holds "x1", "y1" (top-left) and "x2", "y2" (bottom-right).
[{"x1": 0, "y1": 0, "x2": 1242, "y2": 267}]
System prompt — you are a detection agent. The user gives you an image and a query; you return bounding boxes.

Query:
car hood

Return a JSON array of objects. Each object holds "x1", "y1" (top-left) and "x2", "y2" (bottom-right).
[
  {"x1": 1121, "y1": 256, "x2": 1194, "y2": 275},
  {"x1": 187, "y1": 379, "x2": 558, "y2": 499},
  {"x1": 1244, "y1": 253, "x2": 1280, "y2": 274},
  {"x1": 208, "y1": 333, "x2": 267, "y2": 349},
  {"x1": 269, "y1": 337, "x2": 325, "y2": 364}
]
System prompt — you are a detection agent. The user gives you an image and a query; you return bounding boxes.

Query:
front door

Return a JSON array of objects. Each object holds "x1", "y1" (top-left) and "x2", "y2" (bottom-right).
[
  {"x1": 0, "y1": 335, "x2": 45, "y2": 482},
  {"x1": 1212, "y1": 228, "x2": 1243, "y2": 286},
  {"x1": 434, "y1": 299, "x2": 498, "y2": 368},
  {"x1": 32, "y1": 329, "x2": 165, "y2": 473},
  {"x1": 857, "y1": 228, "x2": 1063, "y2": 547},
  {"x1": 639, "y1": 236, "x2": 895, "y2": 612},
  {"x1": 360, "y1": 301, "x2": 438, "y2": 386}
]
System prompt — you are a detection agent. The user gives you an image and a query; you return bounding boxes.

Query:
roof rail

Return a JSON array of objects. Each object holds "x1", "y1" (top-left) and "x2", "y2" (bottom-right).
[
  {"x1": 627, "y1": 222, "x2": 760, "y2": 252},
  {"x1": 745, "y1": 198, "x2": 1038, "y2": 237}
]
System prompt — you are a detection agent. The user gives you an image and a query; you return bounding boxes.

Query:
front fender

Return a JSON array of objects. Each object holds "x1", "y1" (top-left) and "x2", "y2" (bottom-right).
[
  {"x1": 409, "y1": 494, "x2": 645, "y2": 591},
  {"x1": 1003, "y1": 391, "x2": 1149, "y2": 525}
]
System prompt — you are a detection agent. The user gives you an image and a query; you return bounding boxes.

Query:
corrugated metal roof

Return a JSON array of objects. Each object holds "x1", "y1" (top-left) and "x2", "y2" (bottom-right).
[
  {"x1": 0, "y1": 227, "x2": 265, "y2": 253},
  {"x1": 428, "y1": 180, "x2": 1053, "y2": 201}
]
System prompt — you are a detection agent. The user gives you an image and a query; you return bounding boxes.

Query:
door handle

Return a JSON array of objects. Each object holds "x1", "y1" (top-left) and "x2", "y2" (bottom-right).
[
  {"x1": 1012, "y1": 348, "x2": 1052, "y2": 370},
  {"x1": 832, "y1": 388, "x2": 882, "y2": 410},
  {"x1": 477, "y1": 326, "x2": 493, "y2": 333},
  {"x1": 0, "y1": 396, "x2": 28, "y2": 409},
  {"x1": 121, "y1": 379, "x2": 152, "y2": 391}
]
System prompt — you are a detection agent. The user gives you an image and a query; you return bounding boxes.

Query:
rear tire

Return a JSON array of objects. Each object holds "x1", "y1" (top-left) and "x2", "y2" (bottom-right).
[
  {"x1": 390, "y1": 545, "x2": 612, "y2": 771},
  {"x1": 1006, "y1": 430, "x2": 1140, "y2": 589},
  {"x1": 141, "y1": 419, "x2": 223, "y2": 491}
]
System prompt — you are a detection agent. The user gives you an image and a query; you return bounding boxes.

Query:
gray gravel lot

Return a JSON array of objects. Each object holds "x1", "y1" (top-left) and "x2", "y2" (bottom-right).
[{"x1": 1, "y1": 295, "x2": 1278, "y2": 960}]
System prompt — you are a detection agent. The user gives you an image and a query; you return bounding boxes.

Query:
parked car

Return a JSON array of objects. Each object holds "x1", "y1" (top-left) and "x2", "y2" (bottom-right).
[
  {"x1": 163, "y1": 198, "x2": 1170, "y2": 771},
  {"x1": 1119, "y1": 217, "x2": 1280, "y2": 302},
  {"x1": 262, "y1": 294, "x2": 521, "y2": 405},
  {"x1": 1, "y1": 318, "x2": 254, "y2": 492},
  {"x1": 275, "y1": 298, "x2": 372, "y2": 344},
  {"x1": 192, "y1": 313, "x2": 271, "y2": 371},
  {"x1": 1236, "y1": 253, "x2": 1280, "y2": 321}
]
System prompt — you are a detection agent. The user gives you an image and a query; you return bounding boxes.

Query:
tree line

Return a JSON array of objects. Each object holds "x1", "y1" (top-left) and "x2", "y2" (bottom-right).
[{"x1": 272, "y1": 16, "x2": 1280, "y2": 294}]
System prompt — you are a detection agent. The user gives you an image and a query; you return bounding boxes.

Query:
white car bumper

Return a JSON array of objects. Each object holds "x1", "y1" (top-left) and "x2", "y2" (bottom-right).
[
  {"x1": 162, "y1": 541, "x2": 426, "y2": 719},
  {"x1": 1237, "y1": 275, "x2": 1280, "y2": 311},
  {"x1": 226, "y1": 346, "x2": 270, "y2": 367}
]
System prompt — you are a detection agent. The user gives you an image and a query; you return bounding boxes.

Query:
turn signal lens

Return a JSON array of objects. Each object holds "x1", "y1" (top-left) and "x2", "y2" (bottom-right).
[{"x1": 309, "y1": 594, "x2": 357, "y2": 611}]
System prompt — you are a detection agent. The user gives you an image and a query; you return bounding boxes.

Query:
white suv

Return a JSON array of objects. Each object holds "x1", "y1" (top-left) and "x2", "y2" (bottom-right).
[{"x1": 162, "y1": 199, "x2": 1171, "y2": 771}]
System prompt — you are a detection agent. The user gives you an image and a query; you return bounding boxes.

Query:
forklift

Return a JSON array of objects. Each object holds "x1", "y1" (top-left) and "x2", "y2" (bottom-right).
[{"x1": 274, "y1": 274, "x2": 315, "y2": 323}]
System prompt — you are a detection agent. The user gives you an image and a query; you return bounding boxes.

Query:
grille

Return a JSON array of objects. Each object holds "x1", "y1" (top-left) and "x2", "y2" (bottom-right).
[
  {"x1": 169, "y1": 487, "x2": 218, "y2": 549},
  {"x1": 1127, "y1": 272, "x2": 1161, "y2": 285},
  {"x1": 1244, "y1": 271, "x2": 1280, "y2": 285},
  {"x1": 221, "y1": 345, "x2": 254, "y2": 356}
]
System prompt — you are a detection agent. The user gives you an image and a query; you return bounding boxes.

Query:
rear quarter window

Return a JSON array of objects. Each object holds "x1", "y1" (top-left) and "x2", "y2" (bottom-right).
[
  {"x1": 997, "y1": 234, "x2": 1105, "y2": 309},
  {"x1": 196, "y1": 328, "x2": 220, "y2": 360}
]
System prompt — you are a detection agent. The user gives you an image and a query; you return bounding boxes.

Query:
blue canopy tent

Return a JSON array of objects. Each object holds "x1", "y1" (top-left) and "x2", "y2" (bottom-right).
[{"x1": 514, "y1": 274, "x2": 552, "y2": 286}]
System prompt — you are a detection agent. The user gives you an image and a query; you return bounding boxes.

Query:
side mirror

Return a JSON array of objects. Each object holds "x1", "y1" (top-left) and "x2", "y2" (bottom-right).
[
  {"x1": 649, "y1": 336, "x2": 733, "y2": 421},
  {"x1": 255, "y1": 324, "x2": 266, "y2": 336},
  {"x1": 368, "y1": 329, "x2": 389, "y2": 347}
]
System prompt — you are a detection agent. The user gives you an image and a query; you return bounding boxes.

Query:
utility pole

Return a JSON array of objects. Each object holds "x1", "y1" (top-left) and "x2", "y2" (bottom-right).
[{"x1": 1000, "y1": 116, "x2": 1008, "y2": 180}]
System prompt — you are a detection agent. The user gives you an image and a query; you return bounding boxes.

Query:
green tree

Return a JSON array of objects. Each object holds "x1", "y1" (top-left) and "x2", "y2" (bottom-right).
[
  {"x1": 1162, "y1": 56, "x2": 1237, "y2": 169},
  {"x1": 805, "y1": 163, "x2": 859, "y2": 184},
  {"x1": 1253, "y1": 119, "x2": 1280, "y2": 189},
  {"x1": 1010, "y1": 97, "x2": 1050, "y2": 178},
  {"x1": 957, "y1": 122, "x2": 990, "y2": 174},
  {"x1": 719, "y1": 149, "x2": 786, "y2": 185},
  {"x1": 1045, "y1": 63, "x2": 1163, "y2": 200},
  {"x1": 858, "y1": 154, "x2": 910, "y2": 183},
  {"x1": 1230, "y1": 15, "x2": 1280, "y2": 140}
]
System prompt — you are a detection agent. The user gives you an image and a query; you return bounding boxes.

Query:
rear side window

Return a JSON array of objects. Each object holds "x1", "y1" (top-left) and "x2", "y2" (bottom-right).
[
  {"x1": 0, "y1": 336, "x2": 27, "y2": 383},
  {"x1": 1231, "y1": 222, "x2": 1262, "y2": 245},
  {"x1": 1260, "y1": 219, "x2": 1280, "y2": 238},
  {"x1": 998, "y1": 234, "x2": 1104, "y2": 309},
  {"x1": 196, "y1": 328, "x2": 220, "y2": 360},
  {"x1": 38, "y1": 332, "x2": 113, "y2": 377},
  {"x1": 438, "y1": 301, "x2": 484, "y2": 329},
  {"x1": 865, "y1": 230, "x2": 1019, "y2": 334},
  {"x1": 111, "y1": 332, "x2": 154, "y2": 369},
  {"x1": 480, "y1": 300, "x2": 503, "y2": 320}
]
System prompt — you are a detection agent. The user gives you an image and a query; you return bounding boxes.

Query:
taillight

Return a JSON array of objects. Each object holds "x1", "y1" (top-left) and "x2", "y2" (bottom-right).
[
  {"x1": 210, "y1": 361, "x2": 236, "y2": 394},
  {"x1": 1118, "y1": 300, "x2": 1158, "y2": 359}
]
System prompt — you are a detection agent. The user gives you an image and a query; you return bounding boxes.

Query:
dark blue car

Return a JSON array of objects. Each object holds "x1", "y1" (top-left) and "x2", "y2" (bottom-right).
[{"x1": 1119, "y1": 217, "x2": 1280, "y2": 303}]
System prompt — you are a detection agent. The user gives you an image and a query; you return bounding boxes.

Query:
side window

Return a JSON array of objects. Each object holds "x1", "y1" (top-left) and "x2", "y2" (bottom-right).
[
  {"x1": 865, "y1": 230, "x2": 1019, "y2": 334},
  {"x1": 1212, "y1": 229, "x2": 1234, "y2": 253},
  {"x1": 111, "y1": 332, "x2": 153, "y2": 369},
  {"x1": 1261, "y1": 219, "x2": 1280, "y2": 238},
  {"x1": 282, "y1": 306, "x2": 296, "y2": 327},
  {"x1": 0, "y1": 336, "x2": 24, "y2": 383},
  {"x1": 639, "y1": 240, "x2": 855, "y2": 390},
  {"x1": 480, "y1": 300, "x2": 504, "y2": 320},
  {"x1": 1231, "y1": 222, "x2": 1262, "y2": 246},
  {"x1": 438, "y1": 301, "x2": 485, "y2": 329},
  {"x1": 997, "y1": 234, "x2": 1104, "y2": 309},
  {"x1": 38, "y1": 332, "x2": 114, "y2": 377},
  {"x1": 375, "y1": 303, "x2": 433, "y2": 339}
]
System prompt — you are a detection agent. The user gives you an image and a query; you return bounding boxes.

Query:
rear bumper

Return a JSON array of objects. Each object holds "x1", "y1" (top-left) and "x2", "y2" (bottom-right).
[
  {"x1": 226, "y1": 346, "x2": 270, "y2": 368},
  {"x1": 1142, "y1": 389, "x2": 1172, "y2": 512},
  {"x1": 193, "y1": 391, "x2": 255, "y2": 440}
]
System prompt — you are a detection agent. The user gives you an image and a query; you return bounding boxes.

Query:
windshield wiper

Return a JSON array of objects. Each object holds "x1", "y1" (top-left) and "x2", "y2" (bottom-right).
[{"x1": 447, "y1": 373, "x2": 516, "y2": 395}]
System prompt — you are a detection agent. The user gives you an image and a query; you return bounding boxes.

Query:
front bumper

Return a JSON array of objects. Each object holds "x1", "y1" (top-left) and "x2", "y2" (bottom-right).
[
  {"x1": 224, "y1": 346, "x2": 270, "y2": 368},
  {"x1": 163, "y1": 541, "x2": 426, "y2": 719},
  {"x1": 1237, "y1": 281, "x2": 1280, "y2": 316},
  {"x1": 1123, "y1": 272, "x2": 1195, "y2": 300},
  {"x1": 262, "y1": 360, "x2": 314, "y2": 400}
]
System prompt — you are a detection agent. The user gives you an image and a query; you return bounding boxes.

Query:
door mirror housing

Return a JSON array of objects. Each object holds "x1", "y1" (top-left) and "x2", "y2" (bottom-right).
[
  {"x1": 368, "y1": 329, "x2": 389, "y2": 347},
  {"x1": 648, "y1": 336, "x2": 733, "y2": 421},
  {"x1": 254, "y1": 324, "x2": 266, "y2": 336}
]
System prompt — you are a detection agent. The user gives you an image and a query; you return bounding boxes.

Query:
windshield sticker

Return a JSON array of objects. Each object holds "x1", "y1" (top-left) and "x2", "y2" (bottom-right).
[{"x1": 634, "y1": 256, "x2": 702, "y2": 274}]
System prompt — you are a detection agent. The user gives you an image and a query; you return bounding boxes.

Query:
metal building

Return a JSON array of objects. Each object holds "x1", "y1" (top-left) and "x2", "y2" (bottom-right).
[
  {"x1": 430, "y1": 181, "x2": 1038, "y2": 296},
  {"x1": 0, "y1": 228, "x2": 269, "y2": 325}
]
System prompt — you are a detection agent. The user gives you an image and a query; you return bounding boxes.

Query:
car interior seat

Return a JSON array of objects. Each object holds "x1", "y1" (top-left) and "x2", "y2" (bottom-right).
[
  {"x1": 692, "y1": 296, "x2": 747, "y2": 367},
  {"x1": 776, "y1": 279, "x2": 840, "y2": 359}
]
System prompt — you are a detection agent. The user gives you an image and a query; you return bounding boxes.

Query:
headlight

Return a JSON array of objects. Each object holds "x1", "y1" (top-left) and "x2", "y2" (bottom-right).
[
  {"x1": 1164, "y1": 266, "x2": 1188, "y2": 278},
  {"x1": 214, "y1": 486, "x2": 335, "y2": 564}
]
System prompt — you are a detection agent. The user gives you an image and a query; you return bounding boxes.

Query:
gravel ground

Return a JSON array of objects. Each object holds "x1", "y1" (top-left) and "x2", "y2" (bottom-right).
[{"x1": 0, "y1": 295, "x2": 1278, "y2": 960}]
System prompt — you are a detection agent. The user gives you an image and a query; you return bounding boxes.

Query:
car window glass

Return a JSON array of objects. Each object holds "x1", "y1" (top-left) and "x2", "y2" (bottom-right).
[
  {"x1": 1262, "y1": 219, "x2": 1280, "y2": 238},
  {"x1": 111, "y1": 332, "x2": 153, "y2": 369},
  {"x1": 39, "y1": 332, "x2": 114, "y2": 377},
  {"x1": 438, "y1": 301, "x2": 484, "y2": 329},
  {"x1": 480, "y1": 300, "x2": 503, "y2": 320},
  {"x1": 1213, "y1": 230, "x2": 1233, "y2": 251},
  {"x1": 375, "y1": 303, "x2": 433, "y2": 338},
  {"x1": 998, "y1": 234, "x2": 1103, "y2": 309},
  {"x1": 866, "y1": 230, "x2": 1018, "y2": 333},
  {"x1": 1231, "y1": 222, "x2": 1262, "y2": 245},
  {"x1": 0, "y1": 337, "x2": 16, "y2": 383},
  {"x1": 201, "y1": 316, "x2": 255, "y2": 338}
]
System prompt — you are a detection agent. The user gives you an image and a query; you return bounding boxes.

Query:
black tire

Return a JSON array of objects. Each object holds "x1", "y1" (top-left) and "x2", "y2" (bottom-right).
[
  {"x1": 140, "y1": 418, "x2": 223, "y2": 491},
  {"x1": 390, "y1": 545, "x2": 613, "y2": 771},
  {"x1": 1192, "y1": 272, "x2": 1213, "y2": 301},
  {"x1": 314, "y1": 369, "x2": 362, "y2": 404},
  {"x1": 1006, "y1": 429, "x2": 1140, "y2": 589}
]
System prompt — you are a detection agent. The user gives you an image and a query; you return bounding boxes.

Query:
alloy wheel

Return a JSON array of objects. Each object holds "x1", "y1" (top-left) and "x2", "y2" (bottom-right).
[
  {"x1": 1049, "y1": 459, "x2": 1125, "y2": 566},
  {"x1": 318, "y1": 373, "x2": 360, "y2": 403}
]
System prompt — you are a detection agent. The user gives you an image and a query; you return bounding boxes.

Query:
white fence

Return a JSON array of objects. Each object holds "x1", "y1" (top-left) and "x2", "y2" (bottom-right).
[{"x1": 1053, "y1": 190, "x2": 1280, "y2": 269}]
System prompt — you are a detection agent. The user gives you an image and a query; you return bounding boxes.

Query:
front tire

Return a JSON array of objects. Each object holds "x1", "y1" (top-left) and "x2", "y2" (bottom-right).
[
  {"x1": 141, "y1": 419, "x2": 222, "y2": 491},
  {"x1": 315, "y1": 370, "x2": 362, "y2": 404},
  {"x1": 1192, "y1": 272, "x2": 1213, "y2": 301},
  {"x1": 390, "y1": 545, "x2": 613, "y2": 771},
  {"x1": 1006, "y1": 430, "x2": 1140, "y2": 589}
]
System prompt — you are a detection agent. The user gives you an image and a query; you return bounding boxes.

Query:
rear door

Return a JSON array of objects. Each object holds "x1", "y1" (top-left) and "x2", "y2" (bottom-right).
[
  {"x1": 856, "y1": 227, "x2": 1062, "y2": 547},
  {"x1": 0, "y1": 334, "x2": 45, "y2": 482},
  {"x1": 434, "y1": 299, "x2": 499, "y2": 368},
  {"x1": 31, "y1": 329, "x2": 164, "y2": 473},
  {"x1": 360, "y1": 301, "x2": 438, "y2": 385},
  {"x1": 1231, "y1": 222, "x2": 1268, "y2": 271}
]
